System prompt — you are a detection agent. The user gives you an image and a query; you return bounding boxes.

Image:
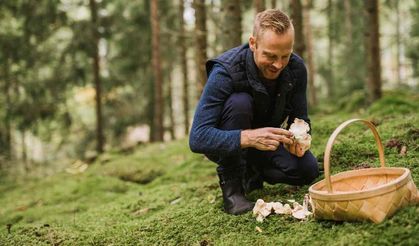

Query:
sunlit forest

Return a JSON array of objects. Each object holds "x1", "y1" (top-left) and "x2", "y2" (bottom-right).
[
  {"x1": 0, "y1": 0, "x2": 418, "y2": 171},
  {"x1": 0, "y1": 0, "x2": 418, "y2": 244}
]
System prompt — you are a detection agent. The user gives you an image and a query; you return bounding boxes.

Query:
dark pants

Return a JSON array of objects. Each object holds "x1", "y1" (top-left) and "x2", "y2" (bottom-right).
[{"x1": 208, "y1": 92, "x2": 319, "y2": 186}]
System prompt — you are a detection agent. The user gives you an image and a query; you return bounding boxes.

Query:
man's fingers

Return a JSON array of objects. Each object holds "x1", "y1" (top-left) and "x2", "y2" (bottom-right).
[
  {"x1": 290, "y1": 143, "x2": 296, "y2": 154},
  {"x1": 282, "y1": 136, "x2": 294, "y2": 145},
  {"x1": 297, "y1": 144, "x2": 305, "y2": 157},
  {"x1": 257, "y1": 144, "x2": 278, "y2": 151},
  {"x1": 267, "y1": 127, "x2": 293, "y2": 137},
  {"x1": 290, "y1": 143, "x2": 305, "y2": 157},
  {"x1": 263, "y1": 139, "x2": 280, "y2": 147},
  {"x1": 268, "y1": 133, "x2": 294, "y2": 145}
]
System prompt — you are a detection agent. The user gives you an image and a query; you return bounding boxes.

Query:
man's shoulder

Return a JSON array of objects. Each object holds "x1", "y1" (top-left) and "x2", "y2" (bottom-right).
[
  {"x1": 206, "y1": 44, "x2": 249, "y2": 77},
  {"x1": 208, "y1": 63, "x2": 229, "y2": 77},
  {"x1": 214, "y1": 44, "x2": 249, "y2": 65},
  {"x1": 289, "y1": 53, "x2": 306, "y2": 69},
  {"x1": 288, "y1": 53, "x2": 307, "y2": 78}
]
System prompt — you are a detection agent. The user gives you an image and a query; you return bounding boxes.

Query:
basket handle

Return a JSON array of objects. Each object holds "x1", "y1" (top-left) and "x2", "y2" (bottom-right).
[{"x1": 324, "y1": 119, "x2": 386, "y2": 193}]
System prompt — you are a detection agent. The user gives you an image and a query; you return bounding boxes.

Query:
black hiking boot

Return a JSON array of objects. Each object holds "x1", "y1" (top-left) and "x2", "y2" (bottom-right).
[
  {"x1": 217, "y1": 169, "x2": 254, "y2": 215},
  {"x1": 243, "y1": 161, "x2": 264, "y2": 194}
]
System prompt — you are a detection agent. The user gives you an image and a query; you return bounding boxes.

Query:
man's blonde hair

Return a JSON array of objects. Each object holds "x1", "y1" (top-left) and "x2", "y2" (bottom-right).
[{"x1": 253, "y1": 9, "x2": 292, "y2": 38}]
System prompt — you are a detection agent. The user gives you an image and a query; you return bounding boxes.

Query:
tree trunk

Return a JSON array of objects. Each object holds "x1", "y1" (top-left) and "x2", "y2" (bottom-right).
[
  {"x1": 253, "y1": 0, "x2": 266, "y2": 14},
  {"x1": 89, "y1": 0, "x2": 104, "y2": 153},
  {"x1": 303, "y1": 0, "x2": 316, "y2": 106},
  {"x1": 3, "y1": 57, "x2": 12, "y2": 160},
  {"x1": 344, "y1": 0, "x2": 352, "y2": 43},
  {"x1": 193, "y1": 0, "x2": 208, "y2": 99},
  {"x1": 326, "y1": 0, "x2": 334, "y2": 98},
  {"x1": 150, "y1": 0, "x2": 164, "y2": 141},
  {"x1": 271, "y1": 0, "x2": 276, "y2": 9},
  {"x1": 395, "y1": 0, "x2": 401, "y2": 85},
  {"x1": 221, "y1": 0, "x2": 242, "y2": 51},
  {"x1": 290, "y1": 0, "x2": 305, "y2": 58},
  {"x1": 167, "y1": 72, "x2": 175, "y2": 140},
  {"x1": 364, "y1": 0, "x2": 382, "y2": 102},
  {"x1": 147, "y1": 67, "x2": 155, "y2": 142},
  {"x1": 179, "y1": 0, "x2": 190, "y2": 136},
  {"x1": 21, "y1": 131, "x2": 28, "y2": 171}
]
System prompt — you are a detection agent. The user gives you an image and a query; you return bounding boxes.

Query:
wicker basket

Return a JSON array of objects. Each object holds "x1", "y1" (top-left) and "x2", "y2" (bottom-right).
[{"x1": 309, "y1": 119, "x2": 418, "y2": 223}]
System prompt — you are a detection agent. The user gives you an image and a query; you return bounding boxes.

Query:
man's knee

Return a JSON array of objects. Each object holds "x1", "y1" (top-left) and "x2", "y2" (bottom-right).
[
  {"x1": 264, "y1": 150, "x2": 319, "y2": 186},
  {"x1": 224, "y1": 92, "x2": 253, "y2": 115},
  {"x1": 219, "y1": 93, "x2": 253, "y2": 130},
  {"x1": 297, "y1": 152, "x2": 319, "y2": 185}
]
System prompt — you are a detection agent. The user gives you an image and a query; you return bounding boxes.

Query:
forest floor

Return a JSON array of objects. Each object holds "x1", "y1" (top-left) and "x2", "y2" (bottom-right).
[{"x1": 1, "y1": 91, "x2": 418, "y2": 245}]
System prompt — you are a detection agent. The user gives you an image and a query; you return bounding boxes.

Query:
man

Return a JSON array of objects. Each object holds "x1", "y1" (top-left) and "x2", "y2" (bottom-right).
[{"x1": 189, "y1": 9, "x2": 319, "y2": 215}]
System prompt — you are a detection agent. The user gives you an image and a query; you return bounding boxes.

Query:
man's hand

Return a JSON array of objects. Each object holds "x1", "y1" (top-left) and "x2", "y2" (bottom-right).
[
  {"x1": 241, "y1": 127, "x2": 294, "y2": 151},
  {"x1": 284, "y1": 142, "x2": 305, "y2": 157}
]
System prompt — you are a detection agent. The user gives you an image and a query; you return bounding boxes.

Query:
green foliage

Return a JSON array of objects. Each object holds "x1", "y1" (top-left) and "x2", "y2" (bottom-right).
[
  {"x1": 407, "y1": 0, "x2": 419, "y2": 77},
  {"x1": 328, "y1": 0, "x2": 366, "y2": 99},
  {"x1": 335, "y1": 90, "x2": 368, "y2": 113},
  {"x1": 367, "y1": 91, "x2": 419, "y2": 116},
  {"x1": 0, "y1": 93, "x2": 418, "y2": 245},
  {"x1": 0, "y1": 0, "x2": 68, "y2": 130}
]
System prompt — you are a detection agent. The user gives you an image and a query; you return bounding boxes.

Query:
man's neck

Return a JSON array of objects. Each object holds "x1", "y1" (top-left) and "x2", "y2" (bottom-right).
[{"x1": 259, "y1": 73, "x2": 278, "y2": 85}]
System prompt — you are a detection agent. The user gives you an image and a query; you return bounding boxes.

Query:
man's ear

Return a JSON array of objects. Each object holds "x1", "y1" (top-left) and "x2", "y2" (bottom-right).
[{"x1": 249, "y1": 35, "x2": 256, "y2": 51}]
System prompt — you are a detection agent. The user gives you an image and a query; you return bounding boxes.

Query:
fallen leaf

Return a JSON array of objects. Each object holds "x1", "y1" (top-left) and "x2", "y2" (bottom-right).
[
  {"x1": 207, "y1": 194, "x2": 216, "y2": 204},
  {"x1": 400, "y1": 146, "x2": 407, "y2": 156},
  {"x1": 200, "y1": 240, "x2": 209, "y2": 246},
  {"x1": 385, "y1": 139, "x2": 403, "y2": 151},
  {"x1": 15, "y1": 205, "x2": 28, "y2": 212},
  {"x1": 255, "y1": 226, "x2": 263, "y2": 233},
  {"x1": 354, "y1": 163, "x2": 371, "y2": 169},
  {"x1": 66, "y1": 160, "x2": 88, "y2": 174},
  {"x1": 132, "y1": 208, "x2": 149, "y2": 216},
  {"x1": 170, "y1": 197, "x2": 182, "y2": 205}
]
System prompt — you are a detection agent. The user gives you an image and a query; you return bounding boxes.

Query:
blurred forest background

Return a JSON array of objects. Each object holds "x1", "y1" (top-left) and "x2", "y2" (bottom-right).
[{"x1": 0, "y1": 0, "x2": 418, "y2": 174}]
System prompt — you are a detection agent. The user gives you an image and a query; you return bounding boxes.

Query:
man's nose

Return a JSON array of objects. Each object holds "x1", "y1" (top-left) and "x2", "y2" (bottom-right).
[{"x1": 272, "y1": 59, "x2": 283, "y2": 70}]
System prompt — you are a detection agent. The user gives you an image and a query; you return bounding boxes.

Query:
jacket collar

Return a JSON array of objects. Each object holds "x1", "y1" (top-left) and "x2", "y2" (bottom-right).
[
  {"x1": 245, "y1": 46, "x2": 296, "y2": 95},
  {"x1": 245, "y1": 47, "x2": 267, "y2": 95}
]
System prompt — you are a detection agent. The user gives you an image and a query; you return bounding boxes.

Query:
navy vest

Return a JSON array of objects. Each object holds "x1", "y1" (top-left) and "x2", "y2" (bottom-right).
[{"x1": 206, "y1": 44, "x2": 306, "y2": 127}]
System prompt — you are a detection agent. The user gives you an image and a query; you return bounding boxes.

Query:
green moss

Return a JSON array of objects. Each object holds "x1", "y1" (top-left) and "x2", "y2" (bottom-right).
[
  {"x1": 368, "y1": 91, "x2": 419, "y2": 116},
  {"x1": 1, "y1": 92, "x2": 418, "y2": 245}
]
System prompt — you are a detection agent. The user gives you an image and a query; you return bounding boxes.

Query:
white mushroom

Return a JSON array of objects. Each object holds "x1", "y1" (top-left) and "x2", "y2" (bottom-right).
[
  {"x1": 253, "y1": 199, "x2": 266, "y2": 216},
  {"x1": 253, "y1": 196, "x2": 313, "y2": 222},
  {"x1": 271, "y1": 202, "x2": 284, "y2": 214},
  {"x1": 272, "y1": 202, "x2": 293, "y2": 215},
  {"x1": 253, "y1": 199, "x2": 272, "y2": 222},
  {"x1": 291, "y1": 194, "x2": 313, "y2": 220},
  {"x1": 265, "y1": 202, "x2": 274, "y2": 212},
  {"x1": 282, "y1": 204, "x2": 293, "y2": 215},
  {"x1": 289, "y1": 118, "x2": 312, "y2": 152}
]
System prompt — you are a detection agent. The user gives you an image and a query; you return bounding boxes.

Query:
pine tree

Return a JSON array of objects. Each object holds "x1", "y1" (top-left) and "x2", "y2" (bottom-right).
[{"x1": 364, "y1": 0, "x2": 382, "y2": 102}]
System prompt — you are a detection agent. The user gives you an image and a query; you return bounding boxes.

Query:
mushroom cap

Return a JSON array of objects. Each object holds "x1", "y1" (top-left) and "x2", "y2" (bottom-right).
[{"x1": 289, "y1": 118, "x2": 310, "y2": 138}]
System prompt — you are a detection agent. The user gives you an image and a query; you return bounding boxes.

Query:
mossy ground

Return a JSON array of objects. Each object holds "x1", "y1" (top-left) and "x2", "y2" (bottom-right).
[{"x1": 1, "y1": 91, "x2": 418, "y2": 245}]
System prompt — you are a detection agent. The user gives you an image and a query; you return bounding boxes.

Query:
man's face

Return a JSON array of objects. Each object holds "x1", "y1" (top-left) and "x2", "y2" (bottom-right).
[{"x1": 249, "y1": 28, "x2": 294, "y2": 80}]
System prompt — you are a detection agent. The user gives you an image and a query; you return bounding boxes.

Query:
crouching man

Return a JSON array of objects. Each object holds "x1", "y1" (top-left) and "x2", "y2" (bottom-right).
[{"x1": 189, "y1": 9, "x2": 319, "y2": 215}]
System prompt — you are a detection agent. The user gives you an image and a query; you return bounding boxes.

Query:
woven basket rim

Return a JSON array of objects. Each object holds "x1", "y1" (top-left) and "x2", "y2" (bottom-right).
[{"x1": 309, "y1": 167, "x2": 411, "y2": 201}]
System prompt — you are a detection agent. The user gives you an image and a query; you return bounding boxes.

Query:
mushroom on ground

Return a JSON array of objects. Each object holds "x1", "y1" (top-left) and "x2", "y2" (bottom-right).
[
  {"x1": 253, "y1": 199, "x2": 272, "y2": 222},
  {"x1": 272, "y1": 202, "x2": 292, "y2": 215},
  {"x1": 253, "y1": 195, "x2": 313, "y2": 222},
  {"x1": 291, "y1": 194, "x2": 313, "y2": 220}
]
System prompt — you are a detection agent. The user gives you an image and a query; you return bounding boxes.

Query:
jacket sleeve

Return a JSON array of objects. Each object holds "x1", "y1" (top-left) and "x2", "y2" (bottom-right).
[
  {"x1": 189, "y1": 64, "x2": 242, "y2": 156},
  {"x1": 287, "y1": 61, "x2": 311, "y2": 133}
]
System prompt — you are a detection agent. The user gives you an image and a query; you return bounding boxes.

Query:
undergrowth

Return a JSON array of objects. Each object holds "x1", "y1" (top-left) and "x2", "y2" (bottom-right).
[{"x1": 0, "y1": 91, "x2": 418, "y2": 245}]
